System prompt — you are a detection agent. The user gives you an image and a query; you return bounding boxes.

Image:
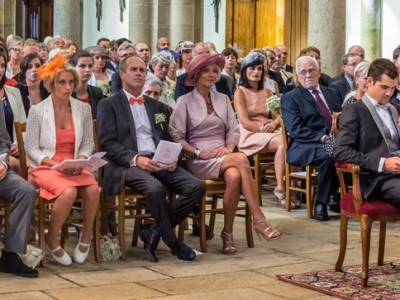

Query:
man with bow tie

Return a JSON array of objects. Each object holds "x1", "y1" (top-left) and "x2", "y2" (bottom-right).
[
  {"x1": 334, "y1": 58, "x2": 400, "y2": 207},
  {"x1": 96, "y1": 55, "x2": 205, "y2": 263}
]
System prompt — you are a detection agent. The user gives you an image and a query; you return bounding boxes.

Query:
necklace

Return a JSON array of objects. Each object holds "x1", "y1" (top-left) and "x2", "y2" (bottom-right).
[{"x1": 206, "y1": 94, "x2": 212, "y2": 105}]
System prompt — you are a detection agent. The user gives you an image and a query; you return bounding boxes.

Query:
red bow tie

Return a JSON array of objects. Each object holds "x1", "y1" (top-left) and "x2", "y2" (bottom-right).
[{"x1": 129, "y1": 97, "x2": 144, "y2": 105}]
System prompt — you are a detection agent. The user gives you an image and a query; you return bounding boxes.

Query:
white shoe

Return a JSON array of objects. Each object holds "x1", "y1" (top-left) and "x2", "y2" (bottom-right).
[
  {"x1": 46, "y1": 244, "x2": 72, "y2": 266},
  {"x1": 73, "y1": 235, "x2": 91, "y2": 264}
]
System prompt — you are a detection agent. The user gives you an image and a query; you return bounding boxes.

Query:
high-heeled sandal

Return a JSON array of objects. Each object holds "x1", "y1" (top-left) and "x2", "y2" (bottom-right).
[
  {"x1": 220, "y1": 231, "x2": 237, "y2": 255},
  {"x1": 73, "y1": 234, "x2": 91, "y2": 264},
  {"x1": 253, "y1": 219, "x2": 283, "y2": 241},
  {"x1": 273, "y1": 188, "x2": 286, "y2": 207}
]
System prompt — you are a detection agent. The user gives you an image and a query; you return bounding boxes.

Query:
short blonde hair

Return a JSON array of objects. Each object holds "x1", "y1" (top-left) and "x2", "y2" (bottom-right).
[{"x1": 45, "y1": 63, "x2": 80, "y2": 93}]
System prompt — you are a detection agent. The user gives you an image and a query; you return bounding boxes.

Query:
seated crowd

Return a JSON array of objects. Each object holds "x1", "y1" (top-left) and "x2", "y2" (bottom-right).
[{"x1": 0, "y1": 33, "x2": 400, "y2": 280}]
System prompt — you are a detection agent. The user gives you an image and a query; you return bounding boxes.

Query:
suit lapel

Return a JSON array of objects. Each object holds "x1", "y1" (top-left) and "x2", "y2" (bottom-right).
[
  {"x1": 299, "y1": 86, "x2": 325, "y2": 118},
  {"x1": 388, "y1": 105, "x2": 400, "y2": 139},
  {"x1": 361, "y1": 96, "x2": 390, "y2": 146},
  {"x1": 117, "y1": 91, "x2": 138, "y2": 143},
  {"x1": 143, "y1": 96, "x2": 161, "y2": 145}
]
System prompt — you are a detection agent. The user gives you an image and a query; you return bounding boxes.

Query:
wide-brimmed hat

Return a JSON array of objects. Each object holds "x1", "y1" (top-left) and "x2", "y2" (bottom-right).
[
  {"x1": 184, "y1": 53, "x2": 225, "y2": 86},
  {"x1": 85, "y1": 45, "x2": 110, "y2": 59}
]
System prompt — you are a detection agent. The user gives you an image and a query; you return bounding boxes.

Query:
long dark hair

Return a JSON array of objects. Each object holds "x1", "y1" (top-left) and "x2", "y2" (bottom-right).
[{"x1": 239, "y1": 61, "x2": 265, "y2": 91}]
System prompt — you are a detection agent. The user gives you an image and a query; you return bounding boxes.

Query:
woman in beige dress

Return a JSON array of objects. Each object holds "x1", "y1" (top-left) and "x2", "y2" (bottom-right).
[
  {"x1": 234, "y1": 52, "x2": 300, "y2": 209},
  {"x1": 170, "y1": 53, "x2": 282, "y2": 255}
]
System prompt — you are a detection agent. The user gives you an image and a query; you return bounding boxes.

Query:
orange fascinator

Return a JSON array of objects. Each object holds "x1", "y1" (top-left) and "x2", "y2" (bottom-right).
[{"x1": 36, "y1": 54, "x2": 67, "y2": 81}]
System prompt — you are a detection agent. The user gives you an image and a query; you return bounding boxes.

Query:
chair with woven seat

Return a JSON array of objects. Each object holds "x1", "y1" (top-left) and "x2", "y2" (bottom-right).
[
  {"x1": 280, "y1": 119, "x2": 318, "y2": 218},
  {"x1": 335, "y1": 162, "x2": 400, "y2": 287},
  {"x1": 14, "y1": 121, "x2": 102, "y2": 263}
]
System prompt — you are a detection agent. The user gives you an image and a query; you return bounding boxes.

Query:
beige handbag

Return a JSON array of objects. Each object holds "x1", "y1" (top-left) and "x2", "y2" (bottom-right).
[{"x1": 19, "y1": 244, "x2": 45, "y2": 269}]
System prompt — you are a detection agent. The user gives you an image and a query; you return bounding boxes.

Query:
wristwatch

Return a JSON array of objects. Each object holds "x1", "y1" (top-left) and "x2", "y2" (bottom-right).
[{"x1": 194, "y1": 149, "x2": 202, "y2": 159}]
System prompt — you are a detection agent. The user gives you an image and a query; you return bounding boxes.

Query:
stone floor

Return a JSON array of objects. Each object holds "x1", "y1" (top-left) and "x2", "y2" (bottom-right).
[{"x1": 2, "y1": 191, "x2": 400, "y2": 300}]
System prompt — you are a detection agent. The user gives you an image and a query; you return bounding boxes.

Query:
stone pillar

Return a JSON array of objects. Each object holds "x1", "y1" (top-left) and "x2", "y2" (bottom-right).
[
  {"x1": 0, "y1": 0, "x2": 17, "y2": 40},
  {"x1": 170, "y1": 0, "x2": 196, "y2": 48},
  {"x1": 128, "y1": 1, "x2": 152, "y2": 45},
  {"x1": 308, "y1": 0, "x2": 346, "y2": 76},
  {"x1": 361, "y1": 0, "x2": 381, "y2": 60},
  {"x1": 53, "y1": 0, "x2": 81, "y2": 45}
]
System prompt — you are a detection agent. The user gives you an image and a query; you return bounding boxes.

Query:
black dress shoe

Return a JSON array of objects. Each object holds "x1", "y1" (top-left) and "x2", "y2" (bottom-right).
[
  {"x1": 139, "y1": 223, "x2": 160, "y2": 263},
  {"x1": 314, "y1": 203, "x2": 329, "y2": 221},
  {"x1": 328, "y1": 192, "x2": 341, "y2": 213},
  {"x1": 0, "y1": 251, "x2": 38, "y2": 278},
  {"x1": 167, "y1": 241, "x2": 196, "y2": 261}
]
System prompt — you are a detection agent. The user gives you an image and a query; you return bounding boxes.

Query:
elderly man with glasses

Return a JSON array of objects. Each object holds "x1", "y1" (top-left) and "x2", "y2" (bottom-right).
[{"x1": 281, "y1": 55, "x2": 342, "y2": 221}]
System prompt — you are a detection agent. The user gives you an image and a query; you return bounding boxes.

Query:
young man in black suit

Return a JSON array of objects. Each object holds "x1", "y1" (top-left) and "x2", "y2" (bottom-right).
[
  {"x1": 334, "y1": 58, "x2": 400, "y2": 207},
  {"x1": 97, "y1": 55, "x2": 205, "y2": 262}
]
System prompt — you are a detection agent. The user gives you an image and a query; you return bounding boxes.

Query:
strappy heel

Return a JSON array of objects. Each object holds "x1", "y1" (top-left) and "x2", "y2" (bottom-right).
[
  {"x1": 220, "y1": 231, "x2": 237, "y2": 255},
  {"x1": 273, "y1": 188, "x2": 286, "y2": 207},
  {"x1": 253, "y1": 219, "x2": 282, "y2": 241}
]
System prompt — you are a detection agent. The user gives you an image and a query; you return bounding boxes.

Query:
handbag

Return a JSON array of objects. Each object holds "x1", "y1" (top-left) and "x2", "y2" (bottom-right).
[
  {"x1": 323, "y1": 133, "x2": 335, "y2": 157},
  {"x1": 19, "y1": 244, "x2": 45, "y2": 269}
]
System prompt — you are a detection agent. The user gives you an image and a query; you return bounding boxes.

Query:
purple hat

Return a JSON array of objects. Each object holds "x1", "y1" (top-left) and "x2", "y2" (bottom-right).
[{"x1": 184, "y1": 53, "x2": 225, "y2": 86}]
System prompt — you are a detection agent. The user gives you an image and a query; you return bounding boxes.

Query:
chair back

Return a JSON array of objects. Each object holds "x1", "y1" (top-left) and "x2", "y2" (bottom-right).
[
  {"x1": 14, "y1": 122, "x2": 28, "y2": 180},
  {"x1": 92, "y1": 119, "x2": 100, "y2": 153},
  {"x1": 332, "y1": 112, "x2": 342, "y2": 138}
]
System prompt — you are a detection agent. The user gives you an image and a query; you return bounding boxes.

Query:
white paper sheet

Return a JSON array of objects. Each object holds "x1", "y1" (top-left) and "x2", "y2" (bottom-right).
[
  {"x1": 152, "y1": 140, "x2": 182, "y2": 165},
  {"x1": 51, "y1": 152, "x2": 108, "y2": 172}
]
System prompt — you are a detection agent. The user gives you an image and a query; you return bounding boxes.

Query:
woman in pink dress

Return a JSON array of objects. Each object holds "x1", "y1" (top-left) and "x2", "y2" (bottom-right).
[
  {"x1": 170, "y1": 53, "x2": 282, "y2": 255},
  {"x1": 234, "y1": 52, "x2": 300, "y2": 209},
  {"x1": 25, "y1": 55, "x2": 100, "y2": 266}
]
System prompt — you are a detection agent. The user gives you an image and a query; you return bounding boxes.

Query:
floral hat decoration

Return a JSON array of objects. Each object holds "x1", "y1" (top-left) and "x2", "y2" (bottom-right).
[{"x1": 36, "y1": 54, "x2": 67, "y2": 81}]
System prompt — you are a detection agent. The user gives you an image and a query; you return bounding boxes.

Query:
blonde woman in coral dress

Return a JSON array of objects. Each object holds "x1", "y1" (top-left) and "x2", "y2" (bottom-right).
[
  {"x1": 234, "y1": 52, "x2": 300, "y2": 209},
  {"x1": 25, "y1": 58, "x2": 99, "y2": 266}
]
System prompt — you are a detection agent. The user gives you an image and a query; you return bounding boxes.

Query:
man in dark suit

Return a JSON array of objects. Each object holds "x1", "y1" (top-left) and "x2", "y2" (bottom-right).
[
  {"x1": 330, "y1": 53, "x2": 363, "y2": 103},
  {"x1": 0, "y1": 107, "x2": 38, "y2": 277},
  {"x1": 276, "y1": 44, "x2": 293, "y2": 73},
  {"x1": 281, "y1": 56, "x2": 342, "y2": 221},
  {"x1": 334, "y1": 58, "x2": 400, "y2": 207},
  {"x1": 97, "y1": 55, "x2": 205, "y2": 262}
]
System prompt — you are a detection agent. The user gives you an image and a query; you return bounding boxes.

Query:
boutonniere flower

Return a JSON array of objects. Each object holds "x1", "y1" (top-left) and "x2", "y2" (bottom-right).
[
  {"x1": 154, "y1": 113, "x2": 167, "y2": 130},
  {"x1": 266, "y1": 95, "x2": 281, "y2": 115}
]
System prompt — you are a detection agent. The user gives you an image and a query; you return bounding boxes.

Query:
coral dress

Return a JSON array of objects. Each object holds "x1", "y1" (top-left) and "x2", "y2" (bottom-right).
[
  {"x1": 28, "y1": 128, "x2": 98, "y2": 200},
  {"x1": 238, "y1": 86, "x2": 281, "y2": 156}
]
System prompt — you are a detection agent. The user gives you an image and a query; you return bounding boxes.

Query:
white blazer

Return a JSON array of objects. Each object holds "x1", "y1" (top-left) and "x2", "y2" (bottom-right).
[
  {"x1": 25, "y1": 95, "x2": 94, "y2": 167},
  {"x1": 4, "y1": 85, "x2": 26, "y2": 142}
]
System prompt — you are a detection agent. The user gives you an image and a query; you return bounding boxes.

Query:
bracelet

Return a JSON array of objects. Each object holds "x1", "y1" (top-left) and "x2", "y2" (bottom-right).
[{"x1": 194, "y1": 149, "x2": 202, "y2": 159}]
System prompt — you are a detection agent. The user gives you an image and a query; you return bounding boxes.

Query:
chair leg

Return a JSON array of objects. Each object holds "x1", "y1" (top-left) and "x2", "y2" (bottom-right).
[
  {"x1": 199, "y1": 195, "x2": 208, "y2": 253},
  {"x1": 93, "y1": 205, "x2": 102, "y2": 263},
  {"x1": 360, "y1": 215, "x2": 372, "y2": 287},
  {"x1": 285, "y1": 176, "x2": 291, "y2": 212},
  {"x1": 305, "y1": 179, "x2": 313, "y2": 219},
  {"x1": 131, "y1": 213, "x2": 142, "y2": 247},
  {"x1": 117, "y1": 193, "x2": 126, "y2": 260},
  {"x1": 177, "y1": 218, "x2": 186, "y2": 242},
  {"x1": 377, "y1": 221, "x2": 386, "y2": 266},
  {"x1": 208, "y1": 194, "x2": 218, "y2": 240},
  {"x1": 38, "y1": 199, "x2": 45, "y2": 250},
  {"x1": 245, "y1": 204, "x2": 254, "y2": 248},
  {"x1": 335, "y1": 213, "x2": 349, "y2": 271}
]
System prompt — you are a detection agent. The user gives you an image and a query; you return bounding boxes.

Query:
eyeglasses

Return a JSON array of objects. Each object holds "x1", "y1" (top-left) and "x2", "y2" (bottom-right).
[
  {"x1": 9, "y1": 48, "x2": 21, "y2": 52},
  {"x1": 298, "y1": 68, "x2": 318, "y2": 77}
]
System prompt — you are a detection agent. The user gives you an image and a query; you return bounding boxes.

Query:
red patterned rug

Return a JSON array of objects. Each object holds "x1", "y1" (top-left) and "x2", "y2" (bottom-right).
[{"x1": 276, "y1": 261, "x2": 400, "y2": 300}]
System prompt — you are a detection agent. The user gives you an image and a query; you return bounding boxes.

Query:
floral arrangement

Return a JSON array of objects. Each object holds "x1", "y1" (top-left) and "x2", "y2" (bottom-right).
[
  {"x1": 100, "y1": 234, "x2": 121, "y2": 262},
  {"x1": 100, "y1": 81, "x2": 111, "y2": 97},
  {"x1": 267, "y1": 95, "x2": 281, "y2": 115},
  {"x1": 154, "y1": 113, "x2": 167, "y2": 130}
]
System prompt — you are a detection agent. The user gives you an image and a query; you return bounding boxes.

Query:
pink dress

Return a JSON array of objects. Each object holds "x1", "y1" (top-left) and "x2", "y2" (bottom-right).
[
  {"x1": 238, "y1": 86, "x2": 281, "y2": 156},
  {"x1": 28, "y1": 128, "x2": 98, "y2": 200}
]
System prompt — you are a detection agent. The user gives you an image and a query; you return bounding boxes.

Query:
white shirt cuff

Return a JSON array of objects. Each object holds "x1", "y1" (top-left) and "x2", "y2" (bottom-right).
[
  {"x1": 130, "y1": 154, "x2": 139, "y2": 167},
  {"x1": 378, "y1": 157, "x2": 385, "y2": 173}
]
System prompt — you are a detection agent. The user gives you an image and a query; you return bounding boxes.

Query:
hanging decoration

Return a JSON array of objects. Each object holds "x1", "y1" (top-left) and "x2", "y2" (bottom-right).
[
  {"x1": 211, "y1": 0, "x2": 221, "y2": 33},
  {"x1": 96, "y1": 0, "x2": 102, "y2": 31},
  {"x1": 120, "y1": 0, "x2": 126, "y2": 22}
]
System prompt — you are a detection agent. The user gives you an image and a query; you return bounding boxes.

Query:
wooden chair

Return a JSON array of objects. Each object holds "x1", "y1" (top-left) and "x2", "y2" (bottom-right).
[
  {"x1": 14, "y1": 121, "x2": 101, "y2": 263},
  {"x1": 179, "y1": 179, "x2": 254, "y2": 253},
  {"x1": 280, "y1": 119, "x2": 318, "y2": 218},
  {"x1": 334, "y1": 163, "x2": 400, "y2": 287},
  {"x1": 252, "y1": 152, "x2": 276, "y2": 206},
  {"x1": 93, "y1": 120, "x2": 159, "y2": 260}
]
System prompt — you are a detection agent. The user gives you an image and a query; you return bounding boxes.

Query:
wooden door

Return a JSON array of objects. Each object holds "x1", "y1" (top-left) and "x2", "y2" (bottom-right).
[
  {"x1": 226, "y1": 0, "x2": 308, "y2": 66},
  {"x1": 23, "y1": 0, "x2": 53, "y2": 41}
]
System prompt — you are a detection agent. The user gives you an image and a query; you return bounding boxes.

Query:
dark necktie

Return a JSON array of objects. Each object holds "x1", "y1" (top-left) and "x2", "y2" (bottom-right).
[{"x1": 312, "y1": 90, "x2": 332, "y2": 132}]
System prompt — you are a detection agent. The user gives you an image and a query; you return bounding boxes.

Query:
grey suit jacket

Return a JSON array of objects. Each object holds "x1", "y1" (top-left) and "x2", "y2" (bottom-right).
[
  {"x1": 96, "y1": 90, "x2": 172, "y2": 196},
  {"x1": 333, "y1": 95, "x2": 400, "y2": 198}
]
